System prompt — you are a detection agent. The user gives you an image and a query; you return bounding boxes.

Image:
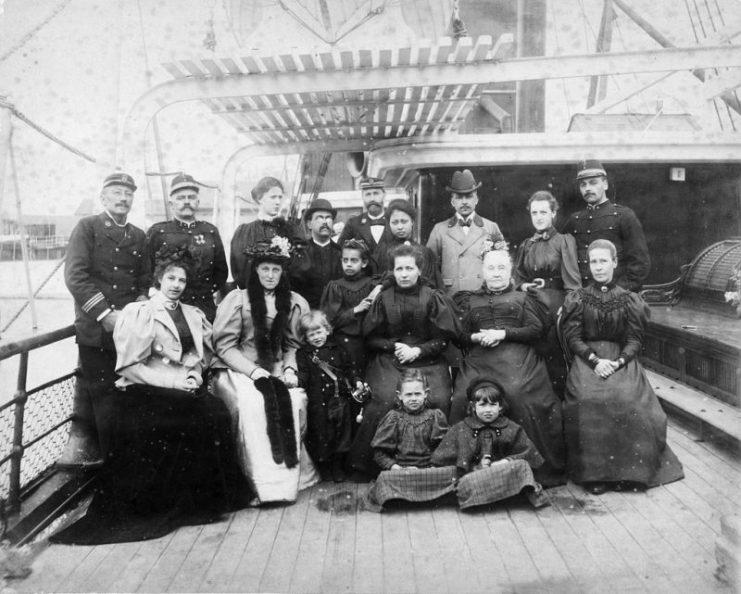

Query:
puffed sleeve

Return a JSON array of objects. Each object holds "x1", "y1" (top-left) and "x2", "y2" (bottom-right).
[
  {"x1": 212, "y1": 289, "x2": 257, "y2": 373},
  {"x1": 505, "y1": 423, "x2": 545, "y2": 468},
  {"x1": 512, "y1": 240, "x2": 531, "y2": 289},
  {"x1": 192, "y1": 307, "x2": 213, "y2": 374},
  {"x1": 560, "y1": 289, "x2": 594, "y2": 363},
  {"x1": 429, "y1": 409, "x2": 450, "y2": 449},
  {"x1": 429, "y1": 290, "x2": 462, "y2": 341},
  {"x1": 362, "y1": 289, "x2": 394, "y2": 352},
  {"x1": 320, "y1": 281, "x2": 356, "y2": 332},
  {"x1": 282, "y1": 292, "x2": 310, "y2": 372},
  {"x1": 371, "y1": 410, "x2": 401, "y2": 469},
  {"x1": 504, "y1": 291, "x2": 549, "y2": 343},
  {"x1": 619, "y1": 292, "x2": 649, "y2": 362},
  {"x1": 560, "y1": 233, "x2": 582, "y2": 292},
  {"x1": 113, "y1": 302, "x2": 186, "y2": 388}
]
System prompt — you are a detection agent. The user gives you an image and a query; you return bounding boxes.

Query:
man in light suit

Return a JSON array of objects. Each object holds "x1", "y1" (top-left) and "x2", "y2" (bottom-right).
[{"x1": 426, "y1": 169, "x2": 506, "y2": 295}]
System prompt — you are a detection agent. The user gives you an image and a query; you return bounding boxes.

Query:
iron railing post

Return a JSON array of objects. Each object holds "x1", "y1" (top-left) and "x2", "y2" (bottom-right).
[{"x1": 9, "y1": 351, "x2": 29, "y2": 513}]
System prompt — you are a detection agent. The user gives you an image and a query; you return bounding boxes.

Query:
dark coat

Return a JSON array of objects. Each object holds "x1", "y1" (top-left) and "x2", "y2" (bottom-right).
[
  {"x1": 290, "y1": 239, "x2": 343, "y2": 309},
  {"x1": 337, "y1": 212, "x2": 391, "y2": 252},
  {"x1": 562, "y1": 200, "x2": 650, "y2": 291},
  {"x1": 64, "y1": 212, "x2": 148, "y2": 350},
  {"x1": 145, "y1": 219, "x2": 228, "y2": 321}
]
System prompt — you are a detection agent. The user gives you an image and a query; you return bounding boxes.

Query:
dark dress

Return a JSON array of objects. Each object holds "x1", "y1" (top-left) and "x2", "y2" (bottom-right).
[
  {"x1": 560, "y1": 283, "x2": 684, "y2": 487},
  {"x1": 296, "y1": 340, "x2": 358, "y2": 464},
  {"x1": 513, "y1": 227, "x2": 581, "y2": 395},
  {"x1": 320, "y1": 273, "x2": 378, "y2": 374},
  {"x1": 349, "y1": 282, "x2": 460, "y2": 474},
  {"x1": 451, "y1": 285, "x2": 566, "y2": 487},
  {"x1": 373, "y1": 238, "x2": 443, "y2": 289}
]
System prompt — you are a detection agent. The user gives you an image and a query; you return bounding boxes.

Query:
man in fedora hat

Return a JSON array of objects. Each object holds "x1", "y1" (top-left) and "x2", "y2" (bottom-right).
[
  {"x1": 60, "y1": 172, "x2": 149, "y2": 466},
  {"x1": 144, "y1": 172, "x2": 228, "y2": 321},
  {"x1": 291, "y1": 198, "x2": 343, "y2": 308},
  {"x1": 562, "y1": 159, "x2": 650, "y2": 291},
  {"x1": 337, "y1": 177, "x2": 390, "y2": 252},
  {"x1": 426, "y1": 169, "x2": 506, "y2": 295}
]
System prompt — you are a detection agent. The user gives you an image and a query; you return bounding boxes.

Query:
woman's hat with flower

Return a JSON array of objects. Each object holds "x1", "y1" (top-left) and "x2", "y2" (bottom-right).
[{"x1": 245, "y1": 236, "x2": 296, "y2": 264}]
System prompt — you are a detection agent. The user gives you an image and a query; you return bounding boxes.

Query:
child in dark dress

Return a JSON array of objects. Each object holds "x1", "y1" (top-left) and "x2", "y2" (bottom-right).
[
  {"x1": 296, "y1": 310, "x2": 364, "y2": 482},
  {"x1": 431, "y1": 376, "x2": 550, "y2": 509},
  {"x1": 365, "y1": 369, "x2": 453, "y2": 510}
]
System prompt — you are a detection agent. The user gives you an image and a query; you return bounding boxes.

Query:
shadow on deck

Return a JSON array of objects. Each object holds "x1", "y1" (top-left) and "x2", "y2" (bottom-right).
[{"x1": 11, "y1": 421, "x2": 740, "y2": 594}]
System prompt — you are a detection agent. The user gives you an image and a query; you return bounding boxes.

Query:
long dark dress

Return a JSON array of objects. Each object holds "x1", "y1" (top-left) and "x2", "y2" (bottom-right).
[
  {"x1": 451, "y1": 285, "x2": 566, "y2": 487},
  {"x1": 513, "y1": 227, "x2": 581, "y2": 396},
  {"x1": 560, "y1": 282, "x2": 684, "y2": 487},
  {"x1": 320, "y1": 273, "x2": 378, "y2": 374},
  {"x1": 349, "y1": 282, "x2": 460, "y2": 474},
  {"x1": 296, "y1": 340, "x2": 357, "y2": 464},
  {"x1": 373, "y1": 238, "x2": 443, "y2": 289}
]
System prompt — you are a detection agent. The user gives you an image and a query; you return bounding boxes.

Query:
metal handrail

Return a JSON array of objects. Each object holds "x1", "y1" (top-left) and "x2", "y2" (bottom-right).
[{"x1": 1, "y1": 325, "x2": 76, "y2": 514}]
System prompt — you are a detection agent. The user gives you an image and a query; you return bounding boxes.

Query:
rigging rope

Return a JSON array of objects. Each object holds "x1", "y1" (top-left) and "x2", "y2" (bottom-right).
[
  {"x1": 0, "y1": 0, "x2": 73, "y2": 64},
  {"x1": 0, "y1": 97, "x2": 97, "y2": 163}
]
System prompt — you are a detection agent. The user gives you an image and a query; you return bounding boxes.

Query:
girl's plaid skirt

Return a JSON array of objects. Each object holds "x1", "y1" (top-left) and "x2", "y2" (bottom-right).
[
  {"x1": 366, "y1": 466, "x2": 457, "y2": 509},
  {"x1": 457, "y1": 459, "x2": 543, "y2": 509}
]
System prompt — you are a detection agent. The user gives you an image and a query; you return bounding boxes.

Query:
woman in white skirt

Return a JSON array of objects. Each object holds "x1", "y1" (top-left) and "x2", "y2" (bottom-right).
[{"x1": 211, "y1": 237, "x2": 318, "y2": 504}]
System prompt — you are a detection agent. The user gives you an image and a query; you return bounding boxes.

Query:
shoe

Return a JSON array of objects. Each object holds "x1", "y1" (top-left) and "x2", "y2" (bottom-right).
[{"x1": 586, "y1": 482, "x2": 609, "y2": 495}]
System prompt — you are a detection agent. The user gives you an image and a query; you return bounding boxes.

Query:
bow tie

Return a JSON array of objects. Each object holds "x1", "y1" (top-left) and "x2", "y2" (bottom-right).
[
  {"x1": 368, "y1": 218, "x2": 385, "y2": 226},
  {"x1": 458, "y1": 218, "x2": 472, "y2": 227},
  {"x1": 532, "y1": 231, "x2": 550, "y2": 241}
]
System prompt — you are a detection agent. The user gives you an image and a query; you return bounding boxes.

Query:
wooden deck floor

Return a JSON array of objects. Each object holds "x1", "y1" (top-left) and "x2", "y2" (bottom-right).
[{"x1": 14, "y1": 421, "x2": 740, "y2": 594}]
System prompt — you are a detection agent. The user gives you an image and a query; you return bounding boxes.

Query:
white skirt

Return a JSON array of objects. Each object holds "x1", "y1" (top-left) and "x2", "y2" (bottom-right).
[{"x1": 213, "y1": 369, "x2": 319, "y2": 503}]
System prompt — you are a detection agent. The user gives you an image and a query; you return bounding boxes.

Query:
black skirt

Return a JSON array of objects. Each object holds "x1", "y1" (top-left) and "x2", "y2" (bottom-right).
[{"x1": 51, "y1": 384, "x2": 251, "y2": 545}]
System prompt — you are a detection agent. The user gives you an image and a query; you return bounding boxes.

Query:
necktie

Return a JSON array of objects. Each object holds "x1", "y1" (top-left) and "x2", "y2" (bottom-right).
[
  {"x1": 369, "y1": 218, "x2": 385, "y2": 226},
  {"x1": 458, "y1": 218, "x2": 472, "y2": 227}
]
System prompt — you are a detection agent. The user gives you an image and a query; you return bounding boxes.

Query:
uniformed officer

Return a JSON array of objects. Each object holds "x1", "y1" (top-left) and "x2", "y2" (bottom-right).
[
  {"x1": 337, "y1": 177, "x2": 390, "y2": 252},
  {"x1": 562, "y1": 160, "x2": 650, "y2": 291},
  {"x1": 60, "y1": 172, "x2": 149, "y2": 465},
  {"x1": 145, "y1": 173, "x2": 228, "y2": 321}
]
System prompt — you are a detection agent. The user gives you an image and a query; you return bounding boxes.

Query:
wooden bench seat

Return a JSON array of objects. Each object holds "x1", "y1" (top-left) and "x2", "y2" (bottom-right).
[{"x1": 640, "y1": 238, "x2": 741, "y2": 407}]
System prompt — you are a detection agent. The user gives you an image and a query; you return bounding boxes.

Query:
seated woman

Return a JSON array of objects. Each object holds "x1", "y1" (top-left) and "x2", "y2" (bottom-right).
[
  {"x1": 52, "y1": 247, "x2": 248, "y2": 545},
  {"x1": 373, "y1": 199, "x2": 443, "y2": 289},
  {"x1": 451, "y1": 248, "x2": 566, "y2": 487},
  {"x1": 560, "y1": 239, "x2": 684, "y2": 494},
  {"x1": 513, "y1": 191, "x2": 581, "y2": 396},
  {"x1": 349, "y1": 244, "x2": 460, "y2": 476},
  {"x1": 211, "y1": 237, "x2": 318, "y2": 504}
]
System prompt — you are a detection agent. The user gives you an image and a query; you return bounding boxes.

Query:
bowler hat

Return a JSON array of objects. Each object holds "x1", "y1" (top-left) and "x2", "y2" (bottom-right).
[
  {"x1": 359, "y1": 177, "x2": 385, "y2": 191},
  {"x1": 103, "y1": 172, "x2": 137, "y2": 191},
  {"x1": 303, "y1": 198, "x2": 337, "y2": 221},
  {"x1": 170, "y1": 173, "x2": 200, "y2": 195},
  {"x1": 576, "y1": 159, "x2": 607, "y2": 180},
  {"x1": 446, "y1": 169, "x2": 481, "y2": 194}
]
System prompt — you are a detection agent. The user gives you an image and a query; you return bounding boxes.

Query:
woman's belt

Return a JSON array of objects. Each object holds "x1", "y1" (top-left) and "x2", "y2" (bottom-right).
[{"x1": 532, "y1": 276, "x2": 565, "y2": 290}]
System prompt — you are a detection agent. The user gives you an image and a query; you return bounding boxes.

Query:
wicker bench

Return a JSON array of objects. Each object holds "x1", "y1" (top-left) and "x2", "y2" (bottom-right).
[{"x1": 640, "y1": 238, "x2": 741, "y2": 407}]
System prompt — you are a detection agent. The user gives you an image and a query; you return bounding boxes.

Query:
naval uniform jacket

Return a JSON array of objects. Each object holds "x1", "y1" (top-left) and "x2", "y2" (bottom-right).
[
  {"x1": 426, "y1": 214, "x2": 505, "y2": 295},
  {"x1": 337, "y1": 212, "x2": 391, "y2": 252},
  {"x1": 562, "y1": 200, "x2": 650, "y2": 291},
  {"x1": 145, "y1": 218, "x2": 228, "y2": 320},
  {"x1": 65, "y1": 212, "x2": 148, "y2": 351}
]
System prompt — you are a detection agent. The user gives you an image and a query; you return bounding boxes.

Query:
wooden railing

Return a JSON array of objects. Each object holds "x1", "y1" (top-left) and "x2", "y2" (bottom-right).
[{"x1": 0, "y1": 325, "x2": 76, "y2": 515}]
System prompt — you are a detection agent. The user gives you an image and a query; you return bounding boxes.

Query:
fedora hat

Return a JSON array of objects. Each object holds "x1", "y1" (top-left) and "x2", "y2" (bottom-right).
[
  {"x1": 446, "y1": 169, "x2": 481, "y2": 194},
  {"x1": 576, "y1": 159, "x2": 607, "y2": 180},
  {"x1": 303, "y1": 198, "x2": 337, "y2": 221}
]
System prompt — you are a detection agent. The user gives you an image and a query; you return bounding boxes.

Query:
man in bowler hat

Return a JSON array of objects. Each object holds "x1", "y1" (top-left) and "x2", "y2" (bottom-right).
[
  {"x1": 145, "y1": 173, "x2": 228, "y2": 321},
  {"x1": 562, "y1": 160, "x2": 650, "y2": 291},
  {"x1": 426, "y1": 169, "x2": 506, "y2": 295},
  {"x1": 337, "y1": 177, "x2": 390, "y2": 252},
  {"x1": 60, "y1": 172, "x2": 149, "y2": 465},
  {"x1": 291, "y1": 198, "x2": 343, "y2": 308}
]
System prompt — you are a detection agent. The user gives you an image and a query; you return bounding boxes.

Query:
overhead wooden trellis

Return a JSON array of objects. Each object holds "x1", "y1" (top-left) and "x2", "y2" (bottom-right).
[{"x1": 160, "y1": 35, "x2": 513, "y2": 144}]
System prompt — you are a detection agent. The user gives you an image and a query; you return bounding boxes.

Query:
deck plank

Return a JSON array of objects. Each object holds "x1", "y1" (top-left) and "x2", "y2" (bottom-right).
[
  {"x1": 352, "y1": 485, "x2": 385, "y2": 594},
  {"x1": 406, "y1": 508, "x2": 448, "y2": 593},
  {"x1": 135, "y1": 524, "x2": 203, "y2": 592},
  {"x1": 19, "y1": 541, "x2": 95, "y2": 593},
  {"x1": 108, "y1": 533, "x2": 175, "y2": 593},
  {"x1": 431, "y1": 505, "x2": 482, "y2": 593},
  {"x1": 290, "y1": 485, "x2": 332, "y2": 594},
  {"x1": 75, "y1": 540, "x2": 142, "y2": 592},
  {"x1": 55, "y1": 544, "x2": 116, "y2": 593},
  {"x1": 320, "y1": 483, "x2": 359, "y2": 593},
  {"x1": 380, "y1": 506, "x2": 415, "y2": 593},
  {"x1": 456, "y1": 508, "x2": 511, "y2": 592},
  {"x1": 196, "y1": 511, "x2": 256, "y2": 592}
]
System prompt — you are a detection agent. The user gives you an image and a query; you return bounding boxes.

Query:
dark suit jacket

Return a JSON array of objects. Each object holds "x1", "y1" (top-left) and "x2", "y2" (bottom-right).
[{"x1": 337, "y1": 213, "x2": 391, "y2": 252}]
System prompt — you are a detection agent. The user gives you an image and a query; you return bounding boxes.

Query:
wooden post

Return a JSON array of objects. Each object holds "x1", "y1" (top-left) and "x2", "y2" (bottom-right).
[{"x1": 587, "y1": 0, "x2": 615, "y2": 109}]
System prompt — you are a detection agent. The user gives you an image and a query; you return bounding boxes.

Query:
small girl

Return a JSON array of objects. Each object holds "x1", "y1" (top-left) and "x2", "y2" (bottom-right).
[
  {"x1": 296, "y1": 310, "x2": 363, "y2": 482},
  {"x1": 365, "y1": 369, "x2": 453, "y2": 510},
  {"x1": 431, "y1": 376, "x2": 549, "y2": 509},
  {"x1": 320, "y1": 239, "x2": 381, "y2": 377}
]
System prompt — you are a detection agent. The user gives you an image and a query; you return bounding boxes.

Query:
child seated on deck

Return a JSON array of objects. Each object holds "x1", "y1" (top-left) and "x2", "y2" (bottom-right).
[
  {"x1": 431, "y1": 376, "x2": 550, "y2": 509},
  {"x1": 296, "y1": 310, "x2": 365, "y2": 483},
  {"x1": 365, "y1": 369, "x2": 453, "y2": 510}
]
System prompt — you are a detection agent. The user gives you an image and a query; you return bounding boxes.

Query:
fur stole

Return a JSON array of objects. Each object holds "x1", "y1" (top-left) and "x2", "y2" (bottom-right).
[
  {"x1": 254, "y1": 376, "x2": 298, "y2": 468},
  {"x1": 247, "y1": 271, "x2": 293, "y2": 370}
]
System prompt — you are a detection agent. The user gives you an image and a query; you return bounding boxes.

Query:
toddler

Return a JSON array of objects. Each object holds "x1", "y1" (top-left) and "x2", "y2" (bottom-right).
[
  {"x1": 431, "y1": 376, "x2": 549, "y2": 509},
  {"x1": 296, "y1": 310, "x2": 363, "y2": 482}
]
